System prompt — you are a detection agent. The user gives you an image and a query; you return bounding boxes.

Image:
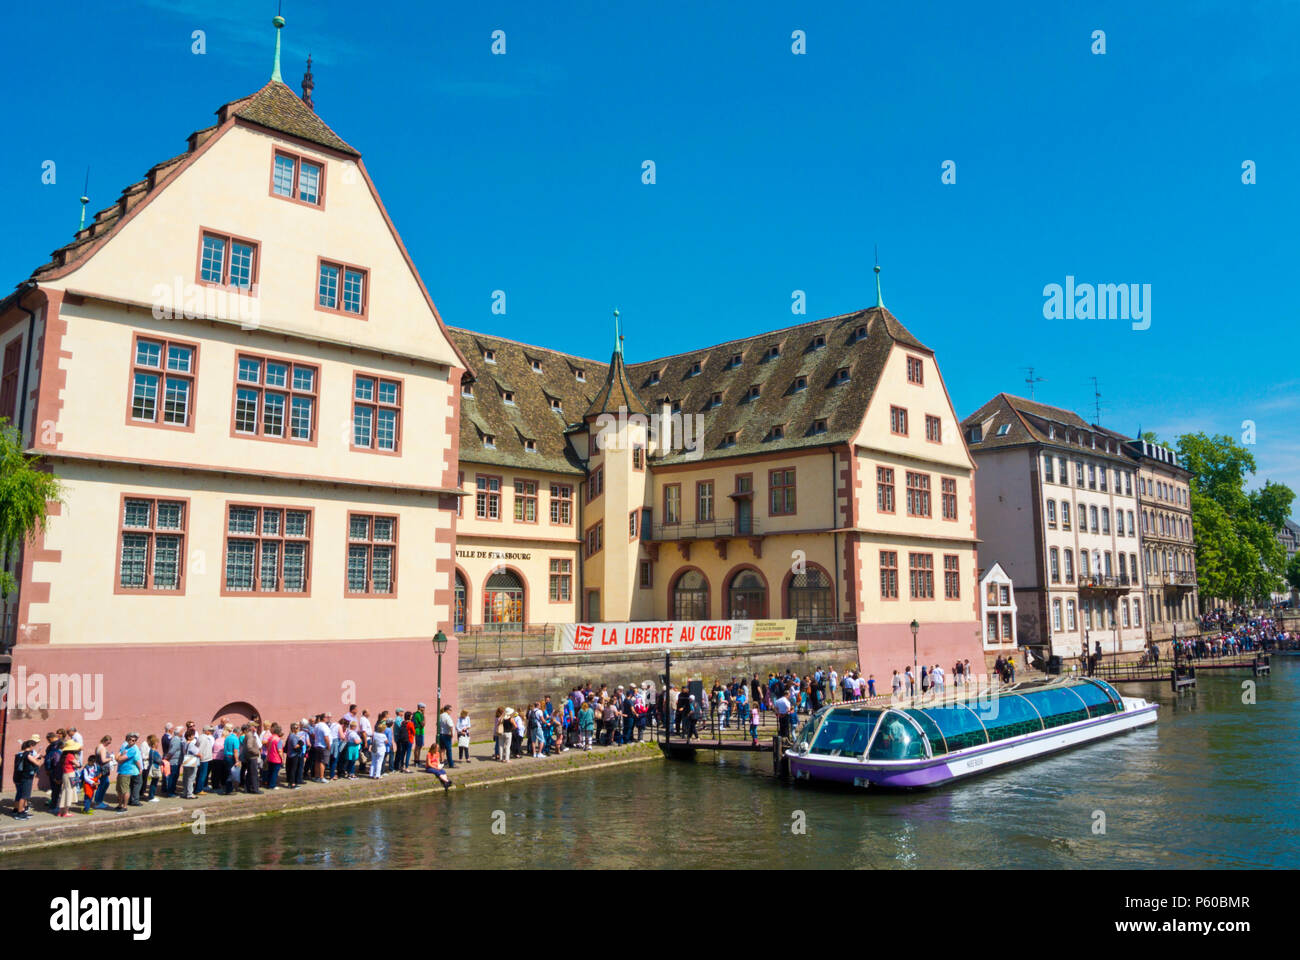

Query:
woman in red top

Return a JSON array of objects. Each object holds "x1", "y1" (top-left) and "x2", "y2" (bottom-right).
[
  {"x1": 263, "y1": 723, "x2": 284, "y2": 789},
  {"x1": 58, "y1": 742, "x2": 79, "y2": 817}
]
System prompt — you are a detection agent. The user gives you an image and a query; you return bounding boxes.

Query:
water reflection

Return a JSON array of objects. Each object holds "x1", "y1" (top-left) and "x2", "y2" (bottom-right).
[{"x1": 5, "y1": 664, "x2": 1296, "y2": 870}]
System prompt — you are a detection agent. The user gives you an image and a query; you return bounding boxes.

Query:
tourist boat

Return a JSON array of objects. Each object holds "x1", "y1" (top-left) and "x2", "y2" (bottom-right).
[{"x1": 787, "y1": 676, "x2": 1157, "y2": 789}]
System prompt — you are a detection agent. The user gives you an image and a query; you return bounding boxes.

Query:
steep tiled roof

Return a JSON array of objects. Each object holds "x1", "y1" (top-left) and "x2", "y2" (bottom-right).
[
  {"x1": 225, "y1": 81, "x2": 359, "y2": 157},
  {"x1": 584, "y1": 349, "x2": 648, "y2": 419},
  {"x1": 962, "y1": 393, "x2": 1135, "y2": 464},
  {"x1": 28, "y1": 81, "x2": 355, "y2": 281},
  {"x1": 448, "y1": 328, "x2": 607, "y2": 475},
  {"x1": 452, "y1": 305, "x2": 931, "y2": 474}
]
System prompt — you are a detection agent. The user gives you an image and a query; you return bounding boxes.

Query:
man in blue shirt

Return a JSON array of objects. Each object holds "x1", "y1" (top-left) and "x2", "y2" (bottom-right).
[{"x1": 114, "y1": 733, "x2": 143, "y2": 811}]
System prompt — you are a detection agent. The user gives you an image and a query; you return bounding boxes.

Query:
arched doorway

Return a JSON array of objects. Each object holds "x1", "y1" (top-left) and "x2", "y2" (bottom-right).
[
  {"x1": 728, "y1": 569, "x2": 768, "y2": 619},
  {"x1": 483, "y1": 569, "x2": 524, "y2": 625},
  {"x1": 454, "y1": 571, "x2": 468, "y2": 631},
  {"x1": 787, "y1": 566, "x2": 833, "y2": 623},
  {"x1": 671, "y1": 569, "x2": 709, "y2": 620},
  {"x1": 212, "y1": 700, "x2": 260, "y2": 726}
]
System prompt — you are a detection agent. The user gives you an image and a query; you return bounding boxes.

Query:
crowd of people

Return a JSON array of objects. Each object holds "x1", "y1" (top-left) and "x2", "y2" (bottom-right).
[
  {"x1": 9, "y1": 702, "x2": 462, "y2": 821},
  {"x1": 1172, "y1": 616, "x2": 1296, "y2": 660}
]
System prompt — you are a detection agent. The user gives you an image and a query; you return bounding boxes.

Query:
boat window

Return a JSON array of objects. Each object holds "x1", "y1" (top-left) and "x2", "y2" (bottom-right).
[
  {"x1": 808, "y1": 709, "x2": 879, "y2": 758},
  {"x1": 1080, "y1": 677, "x2": 1124, "y2": 708},
  {"x1": 915, "y1": 705, "x2": 988, "y2": 752},
  {"x1": 1071, "y1": 680, "x2": 1120, "y2": 718},
  {"x1": 970, "y1": 694, "x2": 1044, "y2": 743},
  {"x1": 868, "y1": 711, "x2": 928, "y2": 761},
  {"x1": 903, "y1": 709, "x2": 948, "y2": 756},
  {"x1": 795, "y1": 706, "x2": 832, "y2": 751},
  {"x1": 1020, "y1": 687, "x2": 1090, "y2": 729}
]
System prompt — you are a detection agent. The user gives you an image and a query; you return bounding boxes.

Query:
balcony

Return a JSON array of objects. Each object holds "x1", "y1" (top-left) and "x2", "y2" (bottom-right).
[
  {"x1": 650, "y1": 518, "x2": 762, "y2": 541},
  {"x1": 1079, "y1": 574, "x2": 1132, "y2": 592},
  {"x1": 1158, "y1": 570, "x2": 1197, "y2": 590}
]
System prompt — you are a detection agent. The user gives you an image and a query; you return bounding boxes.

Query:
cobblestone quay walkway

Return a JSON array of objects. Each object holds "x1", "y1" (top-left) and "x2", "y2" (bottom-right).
[{"x1": 0, "y1": 740, "x2": 661, "y2": 856}]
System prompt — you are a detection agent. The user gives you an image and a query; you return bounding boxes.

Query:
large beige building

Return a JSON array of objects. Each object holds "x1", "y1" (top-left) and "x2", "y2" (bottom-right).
[
  {"x1": 963, "y1": 395, "x2": 1147, "y2": 660},
  {"x1": 1, "y1": 65, "x2": 467, "y2": 738},
  {"x1": 450, "y1": 302, "x2": 985, "y2": 676},
  {"x1": 1121, "y1": 437, "x2": 1199, "y2": 639}
]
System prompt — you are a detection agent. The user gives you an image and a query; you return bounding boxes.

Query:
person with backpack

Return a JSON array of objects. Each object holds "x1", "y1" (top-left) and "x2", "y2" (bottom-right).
[
  {"x1": 412, "y1": 703, "x2": 426, "y2": 766},
  {"x1": 143, "y1": 735, "x2": 164, "y2": 802},
  {"x1": 11, "y1": 737, "x2": 42, "y2": 820},
  {"x1": 43, "y1": 731, "x2": 63, "y2": 814}
]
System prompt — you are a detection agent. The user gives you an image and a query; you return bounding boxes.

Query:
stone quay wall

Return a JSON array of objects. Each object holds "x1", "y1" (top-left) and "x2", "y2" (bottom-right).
[{"x1": 457, "y1": 638, "x2": 858, "y2": 733}]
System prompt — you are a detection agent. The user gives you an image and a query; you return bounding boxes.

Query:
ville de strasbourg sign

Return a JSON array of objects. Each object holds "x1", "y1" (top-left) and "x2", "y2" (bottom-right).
[{"x1": 555, "y1": 619, "x2": 797, "y2": 654}]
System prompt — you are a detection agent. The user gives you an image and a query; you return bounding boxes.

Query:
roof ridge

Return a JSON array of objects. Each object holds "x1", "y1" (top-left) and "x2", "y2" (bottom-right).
[{"x1": 446, "y1": 326, "x2": 609, "y2": 368}]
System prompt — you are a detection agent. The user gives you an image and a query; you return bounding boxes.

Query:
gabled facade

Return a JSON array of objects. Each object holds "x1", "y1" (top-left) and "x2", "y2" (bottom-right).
[
  {"x1": 963, "y1": 395, "x2": 1146, "y2": 659},
  {"x1": 1, "y1": 71, "x2": 467, "y2": 739},
  {"x1": 980, "y1": 562, "x2": 1018, "y2": 649},
  {"x1": 450, "y1": 306, "x2": 985, "y2": 678}
]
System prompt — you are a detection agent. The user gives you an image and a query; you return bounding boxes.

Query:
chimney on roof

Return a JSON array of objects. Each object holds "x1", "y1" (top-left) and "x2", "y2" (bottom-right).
[{"x1": 302, "y1": 54, "x2": 315, "y2": 110}]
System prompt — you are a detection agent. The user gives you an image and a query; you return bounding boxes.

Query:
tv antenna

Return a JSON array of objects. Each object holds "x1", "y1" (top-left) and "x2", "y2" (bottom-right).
[
  {"x1": 1023, "y1": 367, "x2": 1046, "y2": 401},
  {"x1": 1089, "y1": 376, "x2": 1102, "y2": 425}
]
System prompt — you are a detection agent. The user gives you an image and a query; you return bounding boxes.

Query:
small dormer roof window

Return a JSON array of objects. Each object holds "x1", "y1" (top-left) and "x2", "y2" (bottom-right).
[
  {"x1": 530, "y1": 358, "x2": 543, "y2": 373},
  {"x1": 574, "y1": 367, "x2": 586, "y2": 382},
  {"x1": 967, "y1": 425, "x2": 983, "y2": 443},
  {"x1": 688, "y1": 360, "x2": 702, "y2": 377},
  {"x1": 833, "y1": 367, "x2": 850, "y2": 385},
  {"x1": 524, "y1": 438, "x2": 537, "y2": 453},
  {"x1": 729, "y1": 353, "x2": 743, "y2": 368},
  {"x1": 768, "y1": 423, "x2": 785, "y2": 441},
  {"x1": 709, "y1": 392, "x2": 723, "y2": 409},
  {"x1": 671, "y1": 399, "x2": 682, "y2": 414},
  {"x1": 483, "y1": 433, "x2": 496, "y2": 449},
  {"x1": 503, "y1": 390, "x2": 515, "y2": 405},
  {"x1": 791, "y1": 375, "x2": 807, "y2": 392},
  {"x1": 647, "y1": 370, "x2": 661, "y2": 386},
  {"x1": 483, "y1": 348, "x2": 496, "y2": 364},
  {"x1": 721, "y1": 431, "x2": 737, "y2": 448},
  {"x1": 745, "y1": 384, "x2": 760, "y2": 401},
  {"x1": 549, "y1": 397, "x2": 562, "y2": 412},
  {"x1": 852, "y1": 325, "x2": 867, "y2": 342},
  {"x1": 809, "y1": 418, "x2": 828, "y2": 435},
  {"x1": 462, "y1": 383, "x2": 474, "y2": 398},
  {"x1": 763, "y1": 344, "x2": 780, "y2": 362},
  {"x1": 809, "y1": 334, "x2": 826, "y2": 351}
]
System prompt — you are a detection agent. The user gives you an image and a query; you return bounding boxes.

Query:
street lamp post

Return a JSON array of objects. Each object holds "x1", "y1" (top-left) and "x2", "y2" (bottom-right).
[
  {"x1": 432, "y1": 630, "x2": 449, "y2": 727},
  {"x1": 910, "y1": 619, "x2": 919, "y2": 699}
]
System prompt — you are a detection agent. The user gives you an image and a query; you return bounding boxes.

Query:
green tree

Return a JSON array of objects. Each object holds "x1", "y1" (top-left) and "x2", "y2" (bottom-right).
[
  {"x1": 1176, "y1": 432, "x2": 1294, "y2": 606},
  {"x1": 0, "y1": 421, "x2": 62, "y2": 599},
  {"x1": 1286, "y1": 551, "x2": 1300, "y2": 595}
]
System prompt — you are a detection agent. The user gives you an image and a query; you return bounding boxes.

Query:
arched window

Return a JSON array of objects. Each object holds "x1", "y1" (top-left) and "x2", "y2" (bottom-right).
[
  {"x1": 672, "y1": 569, "x2": 709, "y2": 620},
  {"x1": 728, "y1": 569, "x2": 767, "y2": 618},
  {"x1": 787, "y1": 567, "x2": 833, "y2": 623},
  {"x1": 483, "y1": 569, "x2": 524, "y2": 624},
  {"x1": 454, "y1": 571, "x2": 467, "y2": 631}
]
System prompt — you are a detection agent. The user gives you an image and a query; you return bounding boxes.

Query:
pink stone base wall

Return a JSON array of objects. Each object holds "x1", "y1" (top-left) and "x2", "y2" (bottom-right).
[
  {"x1": 856, "y1": 621, "x2": 985, "y2": 685},
  {"x1": 3, "y1": 637, "x2": 458, "y2": 756}
]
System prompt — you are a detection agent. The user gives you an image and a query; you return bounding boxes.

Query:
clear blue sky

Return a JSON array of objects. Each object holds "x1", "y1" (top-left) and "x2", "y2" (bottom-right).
[{"x1": 4, "y1": 1, "x2": 1297, "y2": 508}]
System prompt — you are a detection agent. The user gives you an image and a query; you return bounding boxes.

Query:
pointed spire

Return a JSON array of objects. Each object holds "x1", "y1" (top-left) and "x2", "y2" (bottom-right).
[
  {"x1": 873, "y1": 245, "x2": 885, "y2": 309},
  {"x1": 302, "y1": 53, "x2": 315, "y2": 111},
  {"x1": 78, "y1": 168, "x2": 89, "y2": 233},
  {"x1": 613, "y1": 308, "x2": 623, "y2": 357},
  {"x1": 271, "y1": 12, "x2": 286, "y2": 83}
]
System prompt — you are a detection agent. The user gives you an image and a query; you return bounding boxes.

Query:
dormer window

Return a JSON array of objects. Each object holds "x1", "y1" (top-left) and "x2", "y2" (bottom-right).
[
  {"x1": 482, "y1": 433, "x2": 496, "y2": 449},
  {"x1": 768, "y1": 423, "x2": 785, "y2": 441},
  {"x1": 524, "y1": 439, "x2": 537, "y2": 453},
  {"x1": 967, "y1": 426, "x2": 982, "y2": 443},
  {"x1": 745, "y1": 384, "x2": 760, "y2": 402},
  {"x1": 549, "y1": 397, "x2": 562, "y2": 412},
  {"x1": 763, "y1": 344, "x2": 780, "y2": 362},
  {"x1": 671, "y1": 399, "x2": 682, "y2": 414},
  {"x1": 574, "y1": 368, "x2": 586, "y2": 382},
  {"x1": 729, "y1": 353, "x2": 743, "y2": 368},
  {"x1": 721, "y1": 432, "x2": 738, "y2": 448},
  {"x1": 996, "y1": 423, "x2": 1011, "y2": 436},
  {"x1": 483, "y1": 348, "x2": 496, "y2": 364},
  {"x1": 647, "y1": 370, "x2": 661, "y2": 387},
  {"x1": 503, "y1": 390, "x2": 516, "y2": 406},
  {"x1": 709, "y1": 392, "x2": 723, "y2": 409},
  {"x1": 530, "y1": 359, "x2": 543, "y2": 373},
  {"x1": 833, "y1": 367, "x2": 850, "y2": 385},
  {"x1": 852, "y1": 325, "x2": 867, "y2": 343},
  {"x1": 791, "y1": 375, "x2": 807, "y2": 392},
  {"x1": 809, "y1": 335, "x2": 826, "y2": 351},
  {"x1": 688, "y1": 361, "x2": 702, "y2": 377},
  {"x1": 809, "y1": 418, "x2": 828, "y2": 435},
  {"x1": 462, "y1": 383, "x2": 474, "y2": 399}
]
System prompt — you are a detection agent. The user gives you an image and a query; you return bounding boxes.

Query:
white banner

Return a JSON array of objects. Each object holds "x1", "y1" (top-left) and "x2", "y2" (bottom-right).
[{"x1": 555, "y1": 619, "x2": 796, "y2": 654}]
